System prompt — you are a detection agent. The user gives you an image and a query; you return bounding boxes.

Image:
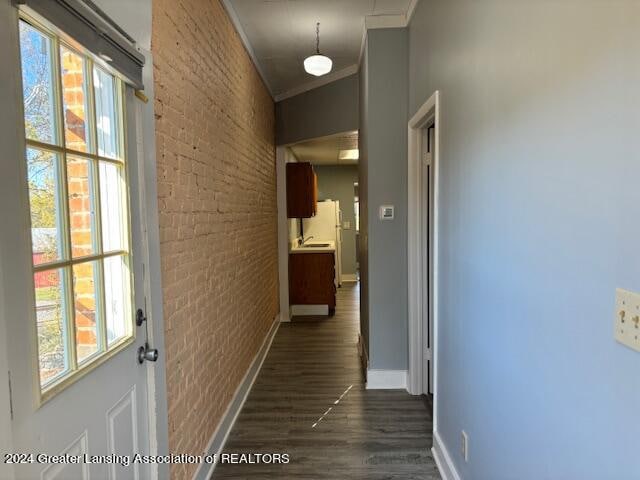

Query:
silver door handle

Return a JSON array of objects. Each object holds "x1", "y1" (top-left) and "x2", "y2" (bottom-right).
[{"x1": 138, "y1": 343, "x2": 159, "y2": 364}]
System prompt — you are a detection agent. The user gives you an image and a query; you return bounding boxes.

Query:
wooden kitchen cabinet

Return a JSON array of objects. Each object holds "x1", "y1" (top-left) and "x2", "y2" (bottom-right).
[
  {"x1": 286, "y1": 162, "x2": 317, "y2": 218},
  {"x1": 289, "y1": 252, "x2": 336, "y2": 314}
]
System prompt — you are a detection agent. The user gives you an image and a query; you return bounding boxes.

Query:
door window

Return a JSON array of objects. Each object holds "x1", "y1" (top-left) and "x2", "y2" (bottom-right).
[{"x1": 19, "y1": 18, "x2": 133, "y2": 397}]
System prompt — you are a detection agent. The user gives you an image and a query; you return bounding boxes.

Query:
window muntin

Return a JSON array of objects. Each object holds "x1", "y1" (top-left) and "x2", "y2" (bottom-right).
[{"x1": 19, "y1": 18, "x2": 134, "y2": 393}]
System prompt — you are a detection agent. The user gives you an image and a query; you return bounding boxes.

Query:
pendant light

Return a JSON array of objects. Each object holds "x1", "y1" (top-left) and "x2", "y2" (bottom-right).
[{"x1": 304, "y1": 22, "x2": 333, "y2": 77}]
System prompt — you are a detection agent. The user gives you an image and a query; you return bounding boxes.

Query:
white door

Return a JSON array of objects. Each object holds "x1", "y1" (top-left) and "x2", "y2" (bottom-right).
[
  {"x1": 421, "y1": 127, "x2": 435, "y2": 395},
  {"x1": 1, "y1": 8, "x2": 153, "y2": 479}
]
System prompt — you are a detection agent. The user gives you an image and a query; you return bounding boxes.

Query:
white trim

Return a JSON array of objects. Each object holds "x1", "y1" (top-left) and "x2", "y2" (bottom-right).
[
  {"x1": 365, "y1": 14, "x2": 407, "y2": 29},
  {"x1": 432, "y1": 430, "x2": 462, "y2": 480},
  {"x1": 193, "y1": 317, "x2": 280, "y2": 480},
  {"x1": 365, "y1": 369, "x2": 407, "y2": 390},
  {"x1": 274, "y1": 64, "x2": 359, "y2": 102},
  {"x1": 220, "y1": 0, "x2": 274, "y2": 99},
  {"x1": 407, "y1": 91, "x2": 440, "y2": 403},
  {"x1": 358, "y1": 24, "x2": 368, "y2": 69},
  {"x1": 290, "y1": 305, "x2": 329, "y2": 316},
  {"x1": 341, "y1": 273, "x2": 358, "y2": 283}
]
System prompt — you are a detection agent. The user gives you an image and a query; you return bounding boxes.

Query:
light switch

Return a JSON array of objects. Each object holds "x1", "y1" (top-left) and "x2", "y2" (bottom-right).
[
  {"x1": 379, "y1": 205, "x2": 394, "y2": 220},
  {"x1": 343, "y1": 220, "x2": 351, "y2": 229},
  {"x1": 614, "y1": 288, "x2": 640, "y2": 352}
]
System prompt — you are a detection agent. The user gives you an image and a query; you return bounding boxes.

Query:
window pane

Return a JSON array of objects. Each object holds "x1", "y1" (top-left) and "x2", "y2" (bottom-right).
[
  {"x1": 104, "y1": 255, "x2": 131, "y2": 346},
  {"x1": 61, "y1": 47, "x2": 91, "y2": 153},
  {"x1": 27, "y1": 148, "x2": 64, "y2": 265},
  {"x1": 67, "y1": 156, "x2": 98, "y2": 257},
  {"x1": 94, "y1": 68, "x2": 121, "y2": 159},
  {"x1": 35, "y1": 268, "x2": 69, "y2": 386},
  {"x1": 19, "y1": 21, "x2": 57, "y2": 144},
  {"x1": 72, "y1": 261, "x2": 102, "y2": 363},
  {"x1": 99, "y1": 162, "x2": 127, "y2": 252}
]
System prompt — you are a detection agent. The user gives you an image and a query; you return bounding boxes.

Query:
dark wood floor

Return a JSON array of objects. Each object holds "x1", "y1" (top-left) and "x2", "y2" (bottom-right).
[{"x1": 212, "y1": 283, "x2": 440, "y2": 480}]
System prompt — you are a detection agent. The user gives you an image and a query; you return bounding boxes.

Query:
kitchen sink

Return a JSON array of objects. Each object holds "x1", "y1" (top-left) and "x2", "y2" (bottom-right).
[{"x1": 302, "y1": 243, "x2": 331, "y2": 248}]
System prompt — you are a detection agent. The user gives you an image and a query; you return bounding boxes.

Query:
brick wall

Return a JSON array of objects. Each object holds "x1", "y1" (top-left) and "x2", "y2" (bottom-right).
[
  {"x1": 61, "y1": 48, "x2": 98, "y2": 361},
  {"x1": 152, "y1": 1, "x2": 278, "y2": 478}
]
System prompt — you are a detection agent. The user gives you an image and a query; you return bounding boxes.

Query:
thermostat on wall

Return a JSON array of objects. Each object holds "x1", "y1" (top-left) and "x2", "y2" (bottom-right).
[{"x1": 379, "y1": 205, "x2": 394, "y2": 220}]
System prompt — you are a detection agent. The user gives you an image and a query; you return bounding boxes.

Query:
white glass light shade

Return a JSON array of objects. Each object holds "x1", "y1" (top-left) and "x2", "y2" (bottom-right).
[{"x1": 304, "y1": 54, "x2": 333, "y2": 76}]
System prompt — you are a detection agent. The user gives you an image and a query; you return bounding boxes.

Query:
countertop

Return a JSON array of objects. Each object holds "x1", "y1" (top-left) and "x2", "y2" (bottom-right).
[{"x1": 290, "y1": 240, "x2": 336, "y2": 254}]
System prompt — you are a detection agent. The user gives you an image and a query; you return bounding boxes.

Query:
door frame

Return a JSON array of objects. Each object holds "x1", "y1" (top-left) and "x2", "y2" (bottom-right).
[
  {"x1": 128, "y1": 45, "x2": 171, "y2": 479},
  {"x1": 0, "y1": 2, "x2": 169, "y2": 476},
  {"x1": 407, "y1": 91, "x2": 440, "y2": 414}
]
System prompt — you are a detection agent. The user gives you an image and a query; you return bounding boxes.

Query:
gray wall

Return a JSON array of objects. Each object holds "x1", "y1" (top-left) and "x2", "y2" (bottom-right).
[
  {"x1": 359, "y1": 29, "x2": 409, "y2": 370},
  {"x1": 276, "y1": 74, "x2": 359, "y2": 145},
  {"x1": 409, "y1": 1, "x2": 640, "y2": 478},
  {"x1": 314, "y1": 165, "x2": 359, "y2": 276}
]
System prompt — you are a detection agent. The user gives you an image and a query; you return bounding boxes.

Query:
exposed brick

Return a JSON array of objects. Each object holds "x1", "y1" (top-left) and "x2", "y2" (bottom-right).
[{"x1": 152, "y1": 1, "x2": 278, "y2": 478}]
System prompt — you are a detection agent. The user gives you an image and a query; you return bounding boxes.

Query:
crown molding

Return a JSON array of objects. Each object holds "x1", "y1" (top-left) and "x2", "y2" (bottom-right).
[
  {"x1": 274, "y1": 64, "x2": 359, "y2": 102},
  {"x1": 221, "y1": 0, "x2": 275, "y2": 99},
  {"x1": 364, "y1": 14, "x2": 407, "y2": 29},
  {"x1": 358, "y1": 0, "x2": 421, "y2": 71},
  {"x1": 406, "y1": 0, "x2": 420, "y2": 25}
]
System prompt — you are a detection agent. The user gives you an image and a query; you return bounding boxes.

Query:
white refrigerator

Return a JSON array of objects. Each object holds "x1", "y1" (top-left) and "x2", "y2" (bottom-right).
[{"x1": 303, "y1": 200, "x2": 343, "y2": 287}]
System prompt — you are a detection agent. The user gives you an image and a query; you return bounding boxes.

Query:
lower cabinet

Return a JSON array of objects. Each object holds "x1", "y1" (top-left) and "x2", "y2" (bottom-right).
[{"x1": 289, "y1": 252, "x2": 336, "y2": 314}]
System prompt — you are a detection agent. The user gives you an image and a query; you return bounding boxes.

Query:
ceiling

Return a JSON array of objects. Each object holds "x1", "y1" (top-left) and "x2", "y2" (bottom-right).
[
  {"x1": 290, "y1": 131, "x2": 359, "y2": 166},
  {"x1": 225, "y1": 0, "x2": 413, "y2": 98}
]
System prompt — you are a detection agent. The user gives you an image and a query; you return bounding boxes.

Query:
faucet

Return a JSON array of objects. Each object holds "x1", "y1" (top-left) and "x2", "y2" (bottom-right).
[{"x1": 299, "y1": 235, "x2": 314, "y2": 246}]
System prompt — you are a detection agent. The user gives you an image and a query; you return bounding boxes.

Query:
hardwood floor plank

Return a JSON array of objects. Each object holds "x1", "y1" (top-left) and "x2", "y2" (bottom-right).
[{"x1": 212, "y1": 283, "x2": 440, "y2": 479}]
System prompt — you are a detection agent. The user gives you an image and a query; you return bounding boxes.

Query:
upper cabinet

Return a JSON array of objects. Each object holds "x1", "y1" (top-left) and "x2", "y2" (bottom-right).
[{"x1": 286, "y1": 162, "x2": 318, "y2": 218}]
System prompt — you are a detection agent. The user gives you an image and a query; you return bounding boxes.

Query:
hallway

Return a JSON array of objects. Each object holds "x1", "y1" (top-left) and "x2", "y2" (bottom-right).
[{"x1": 213, "y1": 283, "x2": 440, "y2": 480}]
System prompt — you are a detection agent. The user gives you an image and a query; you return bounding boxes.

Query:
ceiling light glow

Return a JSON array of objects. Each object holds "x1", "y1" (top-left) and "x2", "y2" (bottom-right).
[{"x1": 304, "y1": 54, "x2": 333, "y2": 77}]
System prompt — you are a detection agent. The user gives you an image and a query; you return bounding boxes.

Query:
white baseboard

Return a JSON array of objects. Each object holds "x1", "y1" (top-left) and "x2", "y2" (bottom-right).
[
  {"x1": 341, "y1": 273, "x2": 358, "y2": 282},
  {"x1": 290, "y1": 304, "x2": 328, "y2": 316},
  {"x1": 432, "y1": 430, "x2": 462, "y2": 480},
  {"x1": 280, "y1": 310, "x2": 291, "y2": 323},
  {"x1": 192, "y1": 316, "x2": 280, "y2": 480},
  {"x1": 365, "y1": 369, "x2": 407, "y2": 390}
]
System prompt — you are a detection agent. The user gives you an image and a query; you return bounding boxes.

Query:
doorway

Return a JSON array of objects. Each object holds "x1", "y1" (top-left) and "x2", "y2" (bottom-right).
[
  {"x1": 279, "y1": 132, "x2": 361, "y2": 319},
  {"x1": 407, "y1": 92, "x2": 440, "y2": 410},
  {"x1": 421, "y1": 126, "x2": 435, "y2": 397}
]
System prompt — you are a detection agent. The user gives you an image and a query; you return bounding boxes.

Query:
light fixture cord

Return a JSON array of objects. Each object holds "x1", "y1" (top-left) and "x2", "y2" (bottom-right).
[{"x1": 316, "y1": 22, "x2": 320, "y2": 54}]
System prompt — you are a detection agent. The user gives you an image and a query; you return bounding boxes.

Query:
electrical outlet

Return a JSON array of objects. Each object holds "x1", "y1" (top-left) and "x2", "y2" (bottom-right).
[
  {"x1": 615, "y1": 289, "x2": 640, "y2": 352},
  {"x1": 461, "y1": 430, "x2": 469, "y2": 462}
]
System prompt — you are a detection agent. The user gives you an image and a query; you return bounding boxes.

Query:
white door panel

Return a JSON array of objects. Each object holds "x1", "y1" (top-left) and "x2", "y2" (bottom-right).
[
  {"x1": 41, "y1": 433, "x2": 89, "y2": 480},
  {"x1": 107, "y1": 388, "x2": 139, "y2": 480}
]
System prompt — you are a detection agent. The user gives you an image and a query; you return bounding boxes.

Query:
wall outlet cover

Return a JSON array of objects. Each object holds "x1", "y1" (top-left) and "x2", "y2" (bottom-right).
[{"x1": 614, "y1": 288, "x2": 640, "y2": 352}]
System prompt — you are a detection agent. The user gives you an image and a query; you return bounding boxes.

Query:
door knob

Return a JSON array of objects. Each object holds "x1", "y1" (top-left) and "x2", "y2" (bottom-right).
[{"x1": 138, "y1": 343, "x2": 159, "y2": 364}]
